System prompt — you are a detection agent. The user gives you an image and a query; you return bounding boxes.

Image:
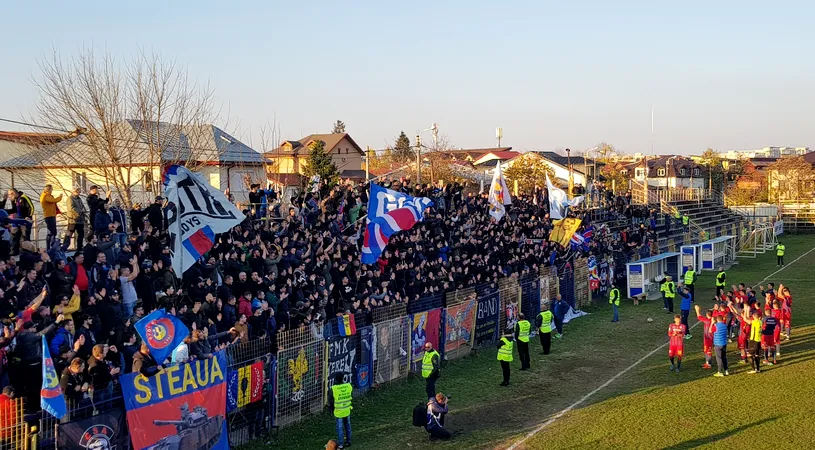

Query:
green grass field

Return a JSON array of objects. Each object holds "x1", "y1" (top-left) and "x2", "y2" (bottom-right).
[{"x1": 255, "y1": 235, "x2": 815, "y2": 450}]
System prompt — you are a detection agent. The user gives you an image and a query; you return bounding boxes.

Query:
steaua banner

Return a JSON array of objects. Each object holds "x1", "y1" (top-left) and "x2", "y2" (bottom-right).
[{"x1": 121, "y1": 351, "x2": 228, "y2": 450}]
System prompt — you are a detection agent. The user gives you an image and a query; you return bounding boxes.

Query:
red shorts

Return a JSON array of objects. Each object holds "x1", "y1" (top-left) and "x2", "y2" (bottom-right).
[
  {"x1": 784, "y1": 312, "x2": 791, "y2": 324},
  {"x1": 669, "y1": 345, "x2": 684, "y2": 358},
  {"x1": 761, "y1": 335, "x2": 775, "y2": 347},
  {"x1": 773, "y1": 327, "x2": 781, "y2": 342},
  {"x1": 738, "y1": 333, "x2": 747, "y2": 350},
  {"x1": 703, "y1": 338, "x2": 713, "y2": 355}
]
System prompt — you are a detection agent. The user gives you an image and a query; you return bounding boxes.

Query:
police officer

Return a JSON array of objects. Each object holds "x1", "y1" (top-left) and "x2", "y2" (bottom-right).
[
  {"x1": 328, "y1": 373, "x2": 352, "y2": 448},
  {"x1": 497, "y1": 329, "x2": 514, "y2": 386},
  {"x1": 664, "y1": 275, "x2": 676, "y2": 313},
  {"x1": 609, "y1": 284, "x2": 621, "y2": 322},
  {"x1": 683, "y1": 266, "x2": 697, "y2": 300},
  {"x1": 536, "y1": 303, "x2": 554, "y2": 355},
  {"x1": 776, "y1": 241, "x2": 785, "y2": 266},
  {"x1": 716, "y1": 267, "x2": 727, "y2": 295},
  {"x1": 514, "y1": 313, "x2": 531, "y2": 370},
  {"x1": 422, "y1": 342, "x2": 440, "y2": 400}
]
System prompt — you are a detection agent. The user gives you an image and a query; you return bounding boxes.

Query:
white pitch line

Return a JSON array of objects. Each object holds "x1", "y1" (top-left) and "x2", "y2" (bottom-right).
[{"x1": 506, "y1": 246, "x2": 815, "y2": 450}]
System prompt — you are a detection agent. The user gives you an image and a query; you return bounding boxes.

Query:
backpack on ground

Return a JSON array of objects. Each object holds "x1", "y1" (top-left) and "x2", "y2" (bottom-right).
[{"x1": 412, "y1": 402, "x2": 426, "y2": 426}]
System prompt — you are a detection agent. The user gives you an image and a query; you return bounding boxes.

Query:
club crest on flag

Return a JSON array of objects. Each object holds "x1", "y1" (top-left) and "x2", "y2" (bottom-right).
[
  {"x1": 134, "y1": 309, "x2": 190, "y2": 363},
  {"x1": 41, "y1": 335, "x2": 66, "y2": 419},
  {"x1": 144, "y1": 317, "x2": 175, "y2": 350}
]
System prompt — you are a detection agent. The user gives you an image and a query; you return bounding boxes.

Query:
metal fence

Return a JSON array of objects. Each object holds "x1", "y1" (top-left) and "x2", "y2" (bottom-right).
[{"x1": 3, "y1": 258, "x2": 590, "y2": 448}]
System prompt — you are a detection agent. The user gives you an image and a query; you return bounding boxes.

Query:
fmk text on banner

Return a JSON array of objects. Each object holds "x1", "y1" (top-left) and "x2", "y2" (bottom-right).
[{"x1": 121, "y1": 351, "x2": 228, "y2": 450}]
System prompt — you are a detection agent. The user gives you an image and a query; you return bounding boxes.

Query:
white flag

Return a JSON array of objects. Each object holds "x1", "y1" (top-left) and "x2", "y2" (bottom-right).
[
  {"x1": 488, "y1": 161, "x2": 512, "y2": 221},
  {"x1": 546, "y1": 173, "x2": 568, "y2": 220},
  {"x1": 164, "y1": 165, "x2": 244, "y2": 274}
]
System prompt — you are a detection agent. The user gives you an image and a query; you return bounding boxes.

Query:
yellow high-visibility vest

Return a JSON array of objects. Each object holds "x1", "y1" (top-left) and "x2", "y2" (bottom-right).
[
  {"x1": 497, "y1": 337, "x2": 514, "y2": 362},
  {"x1": 517, "y1": 320, "x2": 531, "y2": 343},
  {"x1": 332, "y1": 383, "x2": 353, "y2": 418},
  {"x1": 421, "y1": 350, "x2": 439, "y2": 378}
]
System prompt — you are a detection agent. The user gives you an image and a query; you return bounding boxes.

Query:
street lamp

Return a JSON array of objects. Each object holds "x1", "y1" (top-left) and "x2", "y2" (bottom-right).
[
  {"x1": 565, "y1": 148, "x2": 573, "y2": 197},
  {"x1": 415, "y1": 123, "x2": 438, "y2": 186}
]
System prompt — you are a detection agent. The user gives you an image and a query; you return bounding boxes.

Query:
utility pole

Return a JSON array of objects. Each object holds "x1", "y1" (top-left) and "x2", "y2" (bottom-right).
[
  {"x1": 416, "y1": 134, "x2": 422, "y2": 185},
  {"x1": 365, "y1": 146, "x2": 371, "y2": 182}
]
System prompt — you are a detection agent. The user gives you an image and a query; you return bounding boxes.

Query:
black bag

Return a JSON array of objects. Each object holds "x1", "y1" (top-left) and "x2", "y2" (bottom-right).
[{"x1": 412, "y1": 402, "x2": 426, "y2": 427}]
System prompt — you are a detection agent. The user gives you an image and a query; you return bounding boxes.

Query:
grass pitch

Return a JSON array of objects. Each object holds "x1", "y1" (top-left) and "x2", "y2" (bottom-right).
[{"x1": 254, "y1": 235, "x2": 815, "y2": 449}]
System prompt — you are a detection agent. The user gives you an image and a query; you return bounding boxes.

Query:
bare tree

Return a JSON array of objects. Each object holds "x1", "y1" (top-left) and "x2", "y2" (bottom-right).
[{"x1": 30, "y1": 48, "x2": 220, "y2": 207}]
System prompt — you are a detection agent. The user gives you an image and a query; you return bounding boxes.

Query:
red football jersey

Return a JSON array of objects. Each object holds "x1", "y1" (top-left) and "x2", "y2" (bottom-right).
[{"x1": 668, "y1": 324, "x2": 686, "y2": 346}]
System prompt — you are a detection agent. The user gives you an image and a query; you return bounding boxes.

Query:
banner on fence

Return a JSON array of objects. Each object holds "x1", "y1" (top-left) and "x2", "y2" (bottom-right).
[
  {"x1": 505, "y1": 302, "x2": 519, "y2": 331},
  {"x1": 599, "y1": 261, "x2": 609, "y2": 294},
  {"x1": 357, "y1": 327, "x2": 373, "y2": 391},
  {"x1": 411, "y1": 309, "x2": 441, "y2": 363},
  {"x1": 57, "y1": 407, "x2": 128, "y2": 450},
  {"x1": 121, "y1": 351, "x2": 228, "y2": 450},
  {"x1": 227, "y1": 360, "x2": 264, "y2": 412},
  {"x1": 327, "y1": 335, "x2": 357, "y2": 389},
  {"x1": 373, "y1": 319, "x2": 405, "y2": 384},
  {"x1": 540, "y1": 277, "x2": 550, "y2": 309},
  {"x1": 474, "y1": 292, "x2": 500, "y2": 346},
  {"x1": 277, "y1": 340, "x2": 324, "y2": 426},
  {"x1": 444, "y1": 300, "x2": 476, "y2": 352}
]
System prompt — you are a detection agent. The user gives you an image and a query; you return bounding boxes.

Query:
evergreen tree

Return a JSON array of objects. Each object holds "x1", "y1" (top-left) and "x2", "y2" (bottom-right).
[
  {"x1": 332, "y1": 120, "x2": 346, "y2": 134},
  {"x1": 392, "y1": 131, "x2": 413, "y2": 162},
  {"x1": 302, "y1": 140, "x2": 339, "y2": 186}
]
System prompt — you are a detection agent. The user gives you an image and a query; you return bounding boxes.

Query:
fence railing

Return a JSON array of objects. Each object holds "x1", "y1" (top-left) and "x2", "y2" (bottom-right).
[{"x1": 3, "y1": 259, "x2": 591, "y2": 448}]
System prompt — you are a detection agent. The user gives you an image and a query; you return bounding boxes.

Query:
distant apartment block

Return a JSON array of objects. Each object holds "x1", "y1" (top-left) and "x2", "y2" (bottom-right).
[{"x1": 724, "y1": 146, "x2": 811, "y2": 159}]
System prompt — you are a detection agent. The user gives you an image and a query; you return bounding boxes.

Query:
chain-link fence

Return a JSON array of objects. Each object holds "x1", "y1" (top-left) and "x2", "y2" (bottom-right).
[
  {"x1": 225, "y1": 337, "x2": 277, "y2": 447},
  {"x1": 0, "y1": 397, "x2": 29, "y2": 450},
  {"x1": 372, "y1": 317, "x2": 409, "y2": 386},
  {"x1": 2, "y1": 257, "x2": 598, "y2": 445},
  {"x1": 275, "y1": 329, "x2": 325, "y2": 428}
]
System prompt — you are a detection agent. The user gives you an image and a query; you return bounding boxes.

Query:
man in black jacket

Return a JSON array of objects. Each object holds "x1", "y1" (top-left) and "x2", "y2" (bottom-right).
[
  {"x1": 147, "y1": 196, "x2": 165, "y2": 231},
  {"x1": 86, "y1": 186, "x2": 108, "y2": 228},
  {"x1": 87, "y1": 343, "x2": 120, "y2": 407},
  {"x1": 132, "y1": 343, "x2": 162, "y2": 377},
  {"x1": 14, "y1": 314, "x2": 63, "y2": 411}
]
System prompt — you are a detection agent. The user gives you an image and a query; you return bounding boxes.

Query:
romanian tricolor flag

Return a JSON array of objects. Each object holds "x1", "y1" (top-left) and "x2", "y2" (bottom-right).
[{"x1": 338, "y1": 314, "x2": 357, "y2": 336}]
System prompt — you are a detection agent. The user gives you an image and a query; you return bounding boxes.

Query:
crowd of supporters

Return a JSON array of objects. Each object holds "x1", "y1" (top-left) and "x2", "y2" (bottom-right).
[{"x1": 0, "y1": 178, "x2": 651, "y2": 416}]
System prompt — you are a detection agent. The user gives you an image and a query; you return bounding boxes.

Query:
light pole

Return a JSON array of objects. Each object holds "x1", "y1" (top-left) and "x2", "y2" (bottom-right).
[
  {"x1": 566, "y1": 148, "x2": 573, "y2": 198},
  {"x1": 415, "y1": 123, "x2": 437, "y2": 186}
]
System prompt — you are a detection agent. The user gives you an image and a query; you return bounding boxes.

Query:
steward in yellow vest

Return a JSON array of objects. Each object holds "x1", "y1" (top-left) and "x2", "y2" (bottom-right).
[
  {"x1": 422, "y1": 343, "x2": 440, "y2": 400},
  {"x1": 514, "y1": 313, "x2": 531, "y2": 370},
  {"x1": 776, "y1": 243, "x2": 785, "y2": 266},
  {"x1": 537, "y1": 304, "x2": 554, "y2": 355},
  {"x1": 664, "y1": 276, "x2": 676, "y2": 313},
  {"x1": 684, "y1": 267, "x2": 697, "y2": 299},
  {"x1": 329, "y1": 373, "x2": 353, "y2": 447},
  {"x1": 497, "y1": 330, "x2": 514, "y2": 386},
  {"x1": 716, "y1": 267, "x2": 726, "y2": 293},
  {"x1": 609, "y1": 286, "x2": 621, "y2": 323}
]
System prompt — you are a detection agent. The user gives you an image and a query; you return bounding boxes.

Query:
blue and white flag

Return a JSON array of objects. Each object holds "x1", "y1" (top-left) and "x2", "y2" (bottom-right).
[
  {"x1": 361, "y1": 184, "x2": 433, "y2": 264},
  {"x1": 163, "y1": 165, "x2": 244, "y2": 274},
  {"x1": 134, "y1": 309, "x2": 190, "y2": 364},
  {"x1": 41, "y1": 335, "x2": 66, "y2": 419}
]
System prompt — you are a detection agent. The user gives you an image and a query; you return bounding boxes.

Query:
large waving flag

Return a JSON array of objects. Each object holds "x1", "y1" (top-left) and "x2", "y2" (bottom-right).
[
  {"x1": 164, "y1": 165, "x2": 244, "y2": 274},
  {"x1": 134, "y1": 309, "x2": 190, "y2": 364},
  {"x1": 546, "y1": 174, "x2": 585, "y2": 220},
  {"x1": 41, "y1": 335, "x2": 66, "y2": 419},
  {"x1": 361, "y1": 183, "x2": 433, "y2": 264},
  {"x1": 488, "y1": 161, "x2": 512, "y2": 221},
  {"x1": 550, "y1": 218, "x2": 583, "y2": 248}
]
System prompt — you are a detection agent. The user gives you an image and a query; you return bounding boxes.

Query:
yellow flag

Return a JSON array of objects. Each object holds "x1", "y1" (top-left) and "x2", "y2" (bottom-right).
[{"x1": 549, "y1": 218, "x2": 582, "y2": 248}]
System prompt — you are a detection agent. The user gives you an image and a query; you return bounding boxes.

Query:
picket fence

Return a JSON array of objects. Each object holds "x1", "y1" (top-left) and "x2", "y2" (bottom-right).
[{"x1": 0, "y1": 258, "x2": 590, "y2": 449}]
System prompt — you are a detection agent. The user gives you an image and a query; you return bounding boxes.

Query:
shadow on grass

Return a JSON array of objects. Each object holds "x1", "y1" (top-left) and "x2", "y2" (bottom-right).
[{"x1": 662, "y1": 416, "x2": 779, "y2": 449}]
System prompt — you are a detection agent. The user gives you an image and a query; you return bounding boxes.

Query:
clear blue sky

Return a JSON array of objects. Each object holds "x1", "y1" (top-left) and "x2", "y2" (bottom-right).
[{"x1": 1, "y1": 1, "x2": 813, "y2": 155}]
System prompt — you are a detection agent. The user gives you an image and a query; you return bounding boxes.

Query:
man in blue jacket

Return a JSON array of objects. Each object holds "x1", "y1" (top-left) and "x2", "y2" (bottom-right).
[
  {"x1": 552, "y1": 295, "x2": 567, "y2": 338},
  {"x1": 678, "y1": 286, "x2": 693, "y2": 340}
]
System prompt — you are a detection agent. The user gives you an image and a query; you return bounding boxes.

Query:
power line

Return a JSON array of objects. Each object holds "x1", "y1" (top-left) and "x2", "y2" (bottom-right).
[{"x1": 0, "y1": 117, "x2": 70, "y2": 133}]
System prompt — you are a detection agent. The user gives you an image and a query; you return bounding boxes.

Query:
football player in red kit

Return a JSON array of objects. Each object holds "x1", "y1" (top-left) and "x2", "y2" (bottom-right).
[
  {"x1": 771, "y1": 301, "x2": 783, "y2": 359},
  {"x1": 668, "y1": 315, "x2": 687, "y2": 373},
  {"x1": 694, "y1": 304, "x2": 714, "y2": 369}
]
